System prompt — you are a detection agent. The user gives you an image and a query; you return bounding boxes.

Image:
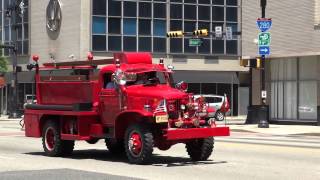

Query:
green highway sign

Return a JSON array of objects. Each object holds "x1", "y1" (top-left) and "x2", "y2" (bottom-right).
[
  {"x1": 189, "y1": 38, "x2": 202, "y2": 47},
  {"x1": 258, "y1": 32, "x2": 271, "y2": 46}
]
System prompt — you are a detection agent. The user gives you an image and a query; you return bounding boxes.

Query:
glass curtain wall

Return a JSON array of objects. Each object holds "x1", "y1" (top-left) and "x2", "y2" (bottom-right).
[
  {"x1": 92, "y1": 0, "x2": 239, "y2": 55},
  {"x1": 1, "y1": 0, "x2": 29, "y2": 56},
  {"x1": 270, "y1": 57, "x2": 318, "y2": 121}
]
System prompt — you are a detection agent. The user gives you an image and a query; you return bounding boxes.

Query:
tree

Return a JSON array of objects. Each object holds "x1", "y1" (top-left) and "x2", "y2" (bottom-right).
[{"x1": 0, "y1": 56, "x2": 8, "y2": 76}]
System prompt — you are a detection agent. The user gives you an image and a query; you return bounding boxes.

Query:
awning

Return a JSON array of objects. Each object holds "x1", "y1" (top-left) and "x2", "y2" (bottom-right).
[
  {"x1": 173, "y1": 71, "x2": 239, "y2": 84},
  {"x1": 4, "y1": 71, "x2": 35, "y2": 83}
]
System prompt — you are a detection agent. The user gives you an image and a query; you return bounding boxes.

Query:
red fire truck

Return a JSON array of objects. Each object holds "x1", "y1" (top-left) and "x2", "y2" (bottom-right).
[{"x1": 24, "y1": 52, "x2": 229, "y2": 164}]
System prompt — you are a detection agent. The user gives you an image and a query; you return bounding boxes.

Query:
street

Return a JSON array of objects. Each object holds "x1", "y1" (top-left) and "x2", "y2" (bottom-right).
[{"x1": 0, "y1": 120, "x2": 319, "y2": 180}]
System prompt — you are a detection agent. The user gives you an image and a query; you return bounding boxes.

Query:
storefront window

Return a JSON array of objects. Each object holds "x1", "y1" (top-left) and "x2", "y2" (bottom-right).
[{"x1": 270, "y1": 58, "x2": 318, "y2": 121}]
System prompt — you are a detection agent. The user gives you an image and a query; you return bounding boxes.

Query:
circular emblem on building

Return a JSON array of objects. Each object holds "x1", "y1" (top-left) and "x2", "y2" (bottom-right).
[{"x1": 46, "y1": 0, "x2": 62, "y2": 40}]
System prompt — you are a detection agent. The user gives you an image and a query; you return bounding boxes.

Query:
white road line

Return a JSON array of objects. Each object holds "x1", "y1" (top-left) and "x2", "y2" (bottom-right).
[{"x1": 0, "y1": 155, "x2": 15, "y2": 160}]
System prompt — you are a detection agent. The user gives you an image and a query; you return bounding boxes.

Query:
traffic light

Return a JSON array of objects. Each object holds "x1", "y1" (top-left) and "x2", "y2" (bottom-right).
[
  {"x1": 167, "y1": 31, "x2": 184, "y2": 38},
  {"x1": 240, "y1": 59, "x2": 248, "y2": 67},
  {"x1": 256, "y1": 58, "x2": 261, "y2": 68},
  {"x1": 193, "y1": 29, "x2": 208, "y2": 36}
]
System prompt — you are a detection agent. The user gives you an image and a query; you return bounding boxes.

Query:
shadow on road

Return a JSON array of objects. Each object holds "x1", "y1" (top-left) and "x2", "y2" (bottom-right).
[{"x1": 25, "y1": 149, "x2": 227, "y2": 167}]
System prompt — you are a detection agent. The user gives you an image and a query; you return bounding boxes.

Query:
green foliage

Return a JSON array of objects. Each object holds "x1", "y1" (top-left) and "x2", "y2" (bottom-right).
[{"x1": 0, "y1": 56, "x2": 8, "y2": 74}]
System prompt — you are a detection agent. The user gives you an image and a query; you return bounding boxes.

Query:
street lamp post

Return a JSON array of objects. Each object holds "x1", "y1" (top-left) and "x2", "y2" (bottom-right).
[{"x1": 258, "y1": 0, "x2": 269, "y2": 128}]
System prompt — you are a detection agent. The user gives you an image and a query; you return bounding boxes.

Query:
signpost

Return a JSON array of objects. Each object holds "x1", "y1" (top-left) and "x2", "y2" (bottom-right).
[
  {"x1": 215, "y1": 26, "x2": 222, "y2": 38},
  {"x1": 257, "y1": 18, "x2": 272, "y2": 56},
  {"x1": 189, "y1": 38, "x2": 203, "y2": 47},
  {"x1": 259, "y1": 46, "x2": 270, "y2": 55},
  {"x1": 258, "y1": 32, "x2": 271, "y2": 46},
  {"x1": 226, "y1": 27, "x2": 233, "y2": 40},
  {"x1": 256, "y1": 18, "x2": 272, "y2": 32}
]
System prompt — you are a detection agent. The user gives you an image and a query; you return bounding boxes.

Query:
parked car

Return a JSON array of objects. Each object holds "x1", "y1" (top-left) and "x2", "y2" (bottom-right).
[
  {"x1": 194, "y1": 94, "x2": 230, "y2": 121},
  {"x1": 24, "y1": 94, "x2": 36, "y2": 104}
]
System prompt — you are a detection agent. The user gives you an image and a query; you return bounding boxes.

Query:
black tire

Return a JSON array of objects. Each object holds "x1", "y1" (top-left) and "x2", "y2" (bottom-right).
[
  {"x1": 86, "y1": 138, "x2": 99, "y2": 144},
  {"x1": 105, "y1": 139, "x2": 125, "y2": 154},
  {"x1": 186, "y1": 137, "x2": 214, "y2": 161},
  {"x1": 124, "y1": 124, "x2": 154, "y2": 164},
  {"x1": 215, "y1": 111, "x2": 225, "y2": 121},
  {"x1": 42, "y1": 121, "x2": 74, "y2": 157}
]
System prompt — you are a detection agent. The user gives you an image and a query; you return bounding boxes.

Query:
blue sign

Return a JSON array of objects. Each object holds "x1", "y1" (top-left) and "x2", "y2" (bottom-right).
[
  {"x1": 259, "y1": 46, "x2": 270, "y2": 55},
  {"x1": 257, "y1": 18, "x2": 272, "y2": 32}
]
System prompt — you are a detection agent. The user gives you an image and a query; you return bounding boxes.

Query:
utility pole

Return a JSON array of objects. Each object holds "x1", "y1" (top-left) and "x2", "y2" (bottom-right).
[{"x1": 2, "y1": 0, "x2": 25, "y2": 118}]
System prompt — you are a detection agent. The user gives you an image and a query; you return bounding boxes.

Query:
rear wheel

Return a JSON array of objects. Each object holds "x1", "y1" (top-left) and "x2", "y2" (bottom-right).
[
  {"x1": 186, "y1": 137, "x2": 214, "y2": 161},
  {"x1": 124, "y1": 124, "x2": 154, "y2": 164},
  {"x1": 105, "y1": 139, "x2": 125, "y2": 154},
  {"x1": 42, "y1": 121, "x2": 74, "y2": 157}
]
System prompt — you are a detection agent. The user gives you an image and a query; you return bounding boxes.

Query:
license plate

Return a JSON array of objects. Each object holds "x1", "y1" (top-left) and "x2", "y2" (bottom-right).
[{"x1": 155, "y1": 115, "x2": 168, "y2": 123}]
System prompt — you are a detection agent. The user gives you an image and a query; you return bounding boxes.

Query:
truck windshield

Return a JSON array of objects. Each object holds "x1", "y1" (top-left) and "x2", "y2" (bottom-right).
[{"x1": 126, "y1": 71, "x2": 174, "y2": 86}]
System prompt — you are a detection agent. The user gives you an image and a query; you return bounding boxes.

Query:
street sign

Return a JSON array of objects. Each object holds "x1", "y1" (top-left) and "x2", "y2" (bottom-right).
[
  {"x1": 258, "y1": 32, "x2": 271, "y2": 46},
  {"x1": 259, "y1": 46, "x2": 270, "y2": 55},
  {"x1": 215, "y1": 26, "x2": 222, "y2": 38},
  {"x1": 256, "y1": 18, "x2": 272, "y2": 32},
  {"x1": 226, "y1": 27, "x2": 233, "y2": 40},
  {"x1": 189, "y1": 38, "x2": 202, "y2": 47}
]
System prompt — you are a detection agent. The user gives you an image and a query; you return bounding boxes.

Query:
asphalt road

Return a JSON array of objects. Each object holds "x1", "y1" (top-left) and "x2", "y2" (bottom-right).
[{"x1": 0, "y1": 120, "x2": 319, "y2": 180}]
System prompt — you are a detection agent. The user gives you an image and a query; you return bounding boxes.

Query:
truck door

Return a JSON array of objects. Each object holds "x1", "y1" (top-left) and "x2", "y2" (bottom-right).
[{"x1": 100, "y1": 72, "x2": 121, "y2": 126}]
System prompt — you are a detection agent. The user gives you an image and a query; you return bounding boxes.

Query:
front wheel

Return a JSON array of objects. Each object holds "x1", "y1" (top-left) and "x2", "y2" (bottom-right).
[
  {"x1": 105, "y1": 139, "x2": 125, "y2": 154},
  {"x1": 124, "y1": 124, "x2": 154, "y2": 164},
  {"x1": 186, "y1": 137, "x2": 214, "y2": 161},
  {"x1": 42, "y1": 121, "x2": 74, "y2": 157}
]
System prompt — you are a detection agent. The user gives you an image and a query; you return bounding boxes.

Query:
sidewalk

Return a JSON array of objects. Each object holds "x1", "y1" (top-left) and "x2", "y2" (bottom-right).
[
  {"x1": 0, "y1": 115, "x2": 23, "y2": 121},
  {"x1": 222, "y1": 116, "x2": 320, "y2": 136}
]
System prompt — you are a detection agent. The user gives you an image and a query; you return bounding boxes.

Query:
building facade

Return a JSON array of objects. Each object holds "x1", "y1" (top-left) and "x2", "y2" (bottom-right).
[
  {"x1": 242, "y1": 0, "x2": 320, "y2": 124},
  {"x1": 1, "y1": 0, "x2": 248, "y2": 116},
  {"x1": 0, "y1": 0, "x2": 31, "y2": 115}
]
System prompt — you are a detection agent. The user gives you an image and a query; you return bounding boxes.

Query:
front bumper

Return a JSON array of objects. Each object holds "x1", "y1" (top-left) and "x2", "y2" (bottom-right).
[{"x1": 163, "y1": 127, "x2": 230, "y2": 140}]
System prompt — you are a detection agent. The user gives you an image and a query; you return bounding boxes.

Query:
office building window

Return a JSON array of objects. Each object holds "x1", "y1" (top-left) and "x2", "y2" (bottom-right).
[
  {"x1": 153, "y1": 20, "x2": 166, "y2": 36},
  {"x1": 91, "y1": 0, "x2": 239, "y2": 56},
  {"x1": 124, "y1": 1, "x2": 136, "y2": 17},
  {"x1": 108, "y1": 0, "x2": 121, "y2": 16},
  {"x1": 92, "y1": 35, "x2": 106, "y2": 51},
  {"x1": 123, "y1": 18, "x2": 136, "y2": 36},
  {"x1": 93, "y1": 0, "x2": 106, "y2": 15},
  {"x1": 139, "y1": 19, "x2": 151, "y2": 35},
  {"x1": 108, "y1": 36, "x2": 121, "y2": 51},
  {"x1": 92, "y1": 16, "x2": 106, "y2": 34},
  {"x1": 153, "y1": 38, "x2": 166, "y2": 52},
  {"x1": 139, "y1": 37, "x2": 151, "y2": 52},
  {"x1": 139, "y1": 3, "x2": 151, "y2": 17},
  {"x1": 108, "y1": 18, "x2": 121, "y2": 34},
  {"x1": 123, "y1": 36, "x2": 136, "y2": 51},
  {"x1": 1, "y1": 0, "x2": 29, "y2": 56}
]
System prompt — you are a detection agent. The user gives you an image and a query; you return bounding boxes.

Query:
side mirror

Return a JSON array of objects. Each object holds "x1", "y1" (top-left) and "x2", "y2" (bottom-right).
[
  {"x1": 176, "y1": 81, "x2": 188, "y2": 91},
  {"x1": 113, "y1": 69, "x2": 126, "y2": 85},
  {"x1": 26, "y1": 63, "x2": 35, "y2": 71}
]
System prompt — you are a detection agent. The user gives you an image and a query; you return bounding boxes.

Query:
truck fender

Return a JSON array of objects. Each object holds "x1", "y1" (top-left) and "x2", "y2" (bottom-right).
[{"x1": 114, "y1": 110, "x2": 153, "y2": 139}]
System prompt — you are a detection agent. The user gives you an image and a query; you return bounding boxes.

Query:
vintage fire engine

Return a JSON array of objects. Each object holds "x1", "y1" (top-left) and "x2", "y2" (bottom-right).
[{"x1": 24, "y1": 52, "x2": 230, "y2": 164}]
